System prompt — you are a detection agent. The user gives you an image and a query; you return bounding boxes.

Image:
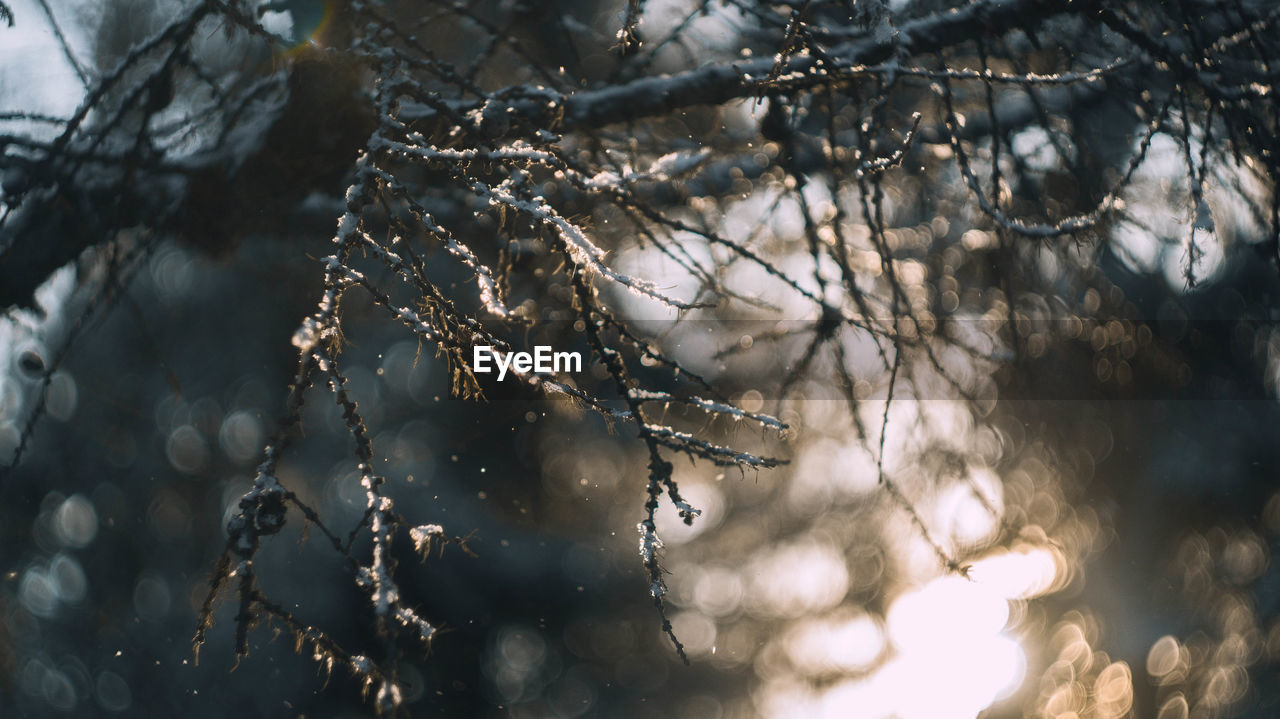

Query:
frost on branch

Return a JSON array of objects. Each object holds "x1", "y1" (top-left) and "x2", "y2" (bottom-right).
[
  {"x1": 6, "y1": 0, "x2": 1280, "y2": 715},
  {"x1": 165, "y1": 2, "x2": 789, "y2": 710}
]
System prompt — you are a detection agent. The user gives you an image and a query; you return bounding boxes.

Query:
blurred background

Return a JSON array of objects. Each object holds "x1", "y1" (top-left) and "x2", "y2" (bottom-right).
[{"x1": 4, "y1": 0, "x2": 1280, "y2": 718}]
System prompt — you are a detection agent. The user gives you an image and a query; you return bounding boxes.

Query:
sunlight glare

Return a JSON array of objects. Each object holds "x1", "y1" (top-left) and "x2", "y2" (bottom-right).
[
  {"x1": 967, "y1": 544, "x2": 1066, "y2": 599},
  {"x1": 852, "y1": 545, "x2": 1064, "y2": 719}
]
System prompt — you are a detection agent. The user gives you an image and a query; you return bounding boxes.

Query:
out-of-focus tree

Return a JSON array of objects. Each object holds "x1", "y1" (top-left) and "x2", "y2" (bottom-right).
[{"x1": 3, "y1": 0, "x2": 1280, "y2": 717}]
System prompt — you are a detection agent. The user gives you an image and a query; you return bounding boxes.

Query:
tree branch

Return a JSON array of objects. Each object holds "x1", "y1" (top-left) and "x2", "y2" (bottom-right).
[{"x1": 404, "y1": 0, "x2": 1100, "y2": 132}]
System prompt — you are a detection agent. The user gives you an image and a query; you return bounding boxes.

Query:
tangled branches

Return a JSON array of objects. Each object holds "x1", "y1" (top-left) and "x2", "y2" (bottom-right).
[{"x1": 3, "y1": 0, "x2": 1280, "y2": 715}]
